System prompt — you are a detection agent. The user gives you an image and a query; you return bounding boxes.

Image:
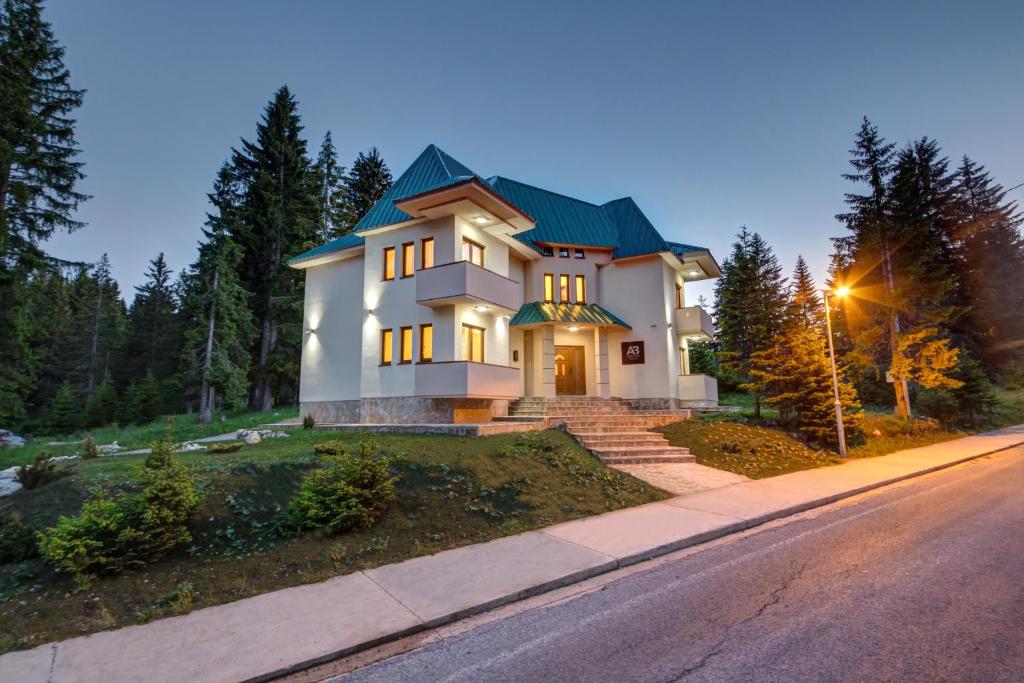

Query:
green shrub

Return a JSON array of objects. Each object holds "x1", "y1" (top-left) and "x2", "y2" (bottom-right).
[
  {"x1": 0, "y1": 514, "x2": 39, "y2": 563},
  {"x1": 83, "y1": 435, "x2": 98, "y2": 459},
  {"x1": 290, "y1": 439, "x2": 398, "y2": 533},
  {"x1": 303, "y1": 414, "x2": 315, "y2": 429},
  {"x1": 16, "y1": 453, "x2": 73, "y2": 490},
  {"x1": 208, "y1": 441, "x2": 243, "y2": 454},
  {"x1": 37, "y1": 422, "x2": 203, "y2": 576}
]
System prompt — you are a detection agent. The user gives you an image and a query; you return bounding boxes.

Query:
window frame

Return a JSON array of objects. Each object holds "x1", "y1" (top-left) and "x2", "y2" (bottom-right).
[
  {"x1": 380, "y1": 328, "x2": 393, "y2": 365},
  {"x1": 575, "y1": 274, "x2": 586, "y2": 303},
  {"x1": 419, "y1": 323, "x2": 433, "y2": 362},
  {"x1": 675, "y1": 283, "x2": 683, "y2": 309},
  {"x1": 542, "y1": 246, "x2": 554, "y2": 257},
  {"x1": 574, "y1": 248, "x2": 585, "y2": 259},
  {"x1": 382, "y1": 246, "x2": 396, "y2": 281},
  {"x1": 462, "y1": 237, "x2": 485, "y2": 267},
  {"x1": 543, "y1": 273, "x2": 554, "y2": 302},
  {"x1": 461, "y1": 323, "x2": 485, "y2": 363},
  {"x1": 400, "y1": 242, "x2": 415, "y2": 278},
  {"x1": 420, "y1": 237, "x2": 435, "y2": 270},
  {"x1": 559, "y1": 274, "x2": 570, "y2": 302},
  {"x1": 558, "y1": 247, "x2": 569, "y2": 258}
]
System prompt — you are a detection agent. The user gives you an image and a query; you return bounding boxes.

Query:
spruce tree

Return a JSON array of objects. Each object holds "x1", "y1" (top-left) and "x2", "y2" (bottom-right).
[
  {"x1": 84, "y1": 375, "x2": 119, "y2": 428},
  {"x1": 0, "y1": 0, "x2": 87, "y2": 424},
  {"x1": 340, "y1": 147, "x2": 392, "y2": 230},
  {"x1": 67, "y1": 255, "x2": 126, "y2": 396},
  {"x1": 119, "y1": 253, "x2": 181, "y2": 408},
  {"x1": 311, "y1": 131, "x2": 347, "y2": 242},
  {"x1": 231, "y1": 86, "x2": 318, "y2": 410},
  {"x1": 788, "y1": 255, "x2": 825, "y2": 329},
  {"x1": 181, "y1": 162, "x2": 255, "y2": 422},
  {"x1": 46, "y1": 380, "x2": 79, "y2": 434},
  {"x1": 713, "y1": 228, "x2": 788, "y2": 417}
]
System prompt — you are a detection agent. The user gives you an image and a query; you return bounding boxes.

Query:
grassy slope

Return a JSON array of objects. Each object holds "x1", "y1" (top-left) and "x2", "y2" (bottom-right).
[
  {"x1": 0, "y1": 407, "x2": 299, "y2": 469},
  {"x1": 0, "y1": 428, "x2": 664, "y2": 652}
]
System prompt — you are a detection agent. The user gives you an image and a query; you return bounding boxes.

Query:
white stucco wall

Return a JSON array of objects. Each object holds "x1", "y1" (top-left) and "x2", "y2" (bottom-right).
[
  {"x1": 522, "y1": 248, "x2": 610, "y2": 303},
  {"x1": 299, "y1": 255, "x2": 365, "y2": 402}
]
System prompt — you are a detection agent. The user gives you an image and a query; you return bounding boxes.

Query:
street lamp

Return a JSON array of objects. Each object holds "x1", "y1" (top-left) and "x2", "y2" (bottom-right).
[{"x1": 823, "y1": 287, "x2": 849, "y2": 458}]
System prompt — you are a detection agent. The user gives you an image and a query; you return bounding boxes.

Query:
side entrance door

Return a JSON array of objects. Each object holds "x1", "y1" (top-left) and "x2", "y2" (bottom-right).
[{"x1": 554, "y1": 345, "x2": 586, "y2": 395}]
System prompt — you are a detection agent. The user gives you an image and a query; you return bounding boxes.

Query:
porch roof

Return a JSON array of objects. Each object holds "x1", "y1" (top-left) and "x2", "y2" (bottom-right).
[{"x1": 509, "y1": 302, "x2": 632, "y2": 330}]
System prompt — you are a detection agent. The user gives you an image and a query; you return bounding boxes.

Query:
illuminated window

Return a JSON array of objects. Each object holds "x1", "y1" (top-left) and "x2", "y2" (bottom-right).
[
  {"x1": 575, "y1": 275, "x2": 586, "y2": 303},
  {"x1": 461, "y1": 324, "x2": 485, "y2": 362},
  {"x1": 399, "y1": 326, "x2": 413, "y2": 363},
  {"x1": 382, "y1": 247, "x2": 395, "y2": 281},
  {"x1": 419, "y1": 324, "x2": 433, "y2": 362},
  {"x1": 462, "y1": 238, "x2": 485, "y2": 267},
  {"x1": 544, "y1": 274, "x2": 554, "y2": 302},
  {"x1": 421, "y1": 237, "x2": 434, "y2": 269},
  {"x1": 559, "y1": 274, "x2": 569, "y2": 302},
  {"x1": 380, "y1": 329, "x2": 393, "y2": 365},
  {"x1": 401, "y1": 242, "x2": 414, "y2": 277},
  {"x1": 675, "y1": 283, "x2": 683, "y2": 309}
]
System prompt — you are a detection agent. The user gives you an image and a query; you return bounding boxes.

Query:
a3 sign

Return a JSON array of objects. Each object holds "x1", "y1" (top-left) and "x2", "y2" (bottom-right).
[{"x1": 621, "y1": 341, "x2": 645, "y2": 365}]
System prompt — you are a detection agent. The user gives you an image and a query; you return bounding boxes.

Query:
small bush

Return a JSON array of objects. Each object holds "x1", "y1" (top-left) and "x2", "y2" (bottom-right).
[
  {"x1": 208, "y1": 441, "x2": 244, "y2": 454},
  {"x1": 303, "y1": 414, "x2": 315, "y2": 429},
  {"x1": 16, "y1": 453, "x2": 72, "y2": 490},
  {"x1": 83, "y1": 435, "x2": 98, "y2": 459},
  {"x1": 290, "y1": 439, "x2": 398, "y2": 533},
  {"x1": 0, "y1": 514, "x2": 39, "y2": 563},
  {"x1": 37, "y1": 421, "x2": 203, "y2": 576}
]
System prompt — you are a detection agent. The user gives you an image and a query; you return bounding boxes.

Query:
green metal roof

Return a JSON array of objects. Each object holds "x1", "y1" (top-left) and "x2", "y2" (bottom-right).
[
  {"x1": 667, "y1": 241, "x2": 710, "y2": 257},
  {"x1": 289, "y1": 230, "x2": 364, "y2": 264},
  {"x1": 509, "y1": 302, "x2": 632, "y2": 329},
  {"x1": 601, "y1": 197, "x2": 673, "y2": 259}
]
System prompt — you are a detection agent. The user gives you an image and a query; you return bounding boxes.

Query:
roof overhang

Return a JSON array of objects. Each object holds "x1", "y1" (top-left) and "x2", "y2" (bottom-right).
[
  {"x1": 289, "y1": 244, "x2": 364, "y2": 270},
  {"x1": 394, "y1": 178, "x2": 535, "y2": 233},
  {"x1": 671, "y1": 249, "x2": 722, "y2": 281}
]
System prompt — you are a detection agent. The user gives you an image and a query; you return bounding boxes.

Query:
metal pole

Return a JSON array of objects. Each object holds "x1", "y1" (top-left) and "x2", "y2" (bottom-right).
[{"x1": 823, "y1": 290, "x2": 848, "y2": 458}]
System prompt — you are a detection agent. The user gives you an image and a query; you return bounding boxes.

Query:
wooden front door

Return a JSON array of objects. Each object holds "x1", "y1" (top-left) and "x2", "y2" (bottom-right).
[{"x1": 555, "y1": 345, "x2": 586, "y2": 395}]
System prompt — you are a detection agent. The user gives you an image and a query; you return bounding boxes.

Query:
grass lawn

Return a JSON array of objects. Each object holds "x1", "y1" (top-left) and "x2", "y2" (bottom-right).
[
  {"x1": 0, "y1": 407, "x2": 299, "y2": 469},
  {"x1": 658, "y1": 413, "x2": 966, "y2": 480},
  {"x1": 0, "y1": 427, "x2": 664, "y2": 653}
]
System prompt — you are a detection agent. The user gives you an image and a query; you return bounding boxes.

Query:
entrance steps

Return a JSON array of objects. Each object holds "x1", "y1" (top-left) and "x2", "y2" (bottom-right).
[{"x1": 507, "y1": 397, "x2": 693, "y2": 465}]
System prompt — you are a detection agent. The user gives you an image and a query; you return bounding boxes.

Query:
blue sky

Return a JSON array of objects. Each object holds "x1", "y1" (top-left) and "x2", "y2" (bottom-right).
[{"x1": 42, "y1": 0, "x2": 1024, "y2": 305}]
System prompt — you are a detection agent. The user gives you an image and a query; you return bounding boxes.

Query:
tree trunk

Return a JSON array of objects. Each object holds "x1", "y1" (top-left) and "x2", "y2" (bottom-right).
[
  {"x1": 88, "y1": 283, "x2": 103, "y2": 394},
  {"x1": 198, "y1": 269, "x2": 219, "y2": 424},
  {"x1": 883, "y1": 246, "x2": 911, "y2": 418}
]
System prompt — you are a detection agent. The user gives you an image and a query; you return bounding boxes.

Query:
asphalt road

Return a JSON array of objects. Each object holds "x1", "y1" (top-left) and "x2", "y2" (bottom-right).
[{"x1": 333, "y1": 448, "x2": 1024, "y2": 683}]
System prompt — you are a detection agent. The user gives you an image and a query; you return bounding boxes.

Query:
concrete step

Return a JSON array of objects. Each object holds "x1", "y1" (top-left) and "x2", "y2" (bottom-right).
[
  {"x1": 602, "y1": 453, "x2": 696, "y2": 465},
  {"x1": 492, "y1": 416, "x2": 544, "y2": 423},
  {"x1": 590, "y1": 445, "x2": 691, "y2": 458},
  {"x1": 581, "y1": 439, "x2": 672, "y2": 449}
]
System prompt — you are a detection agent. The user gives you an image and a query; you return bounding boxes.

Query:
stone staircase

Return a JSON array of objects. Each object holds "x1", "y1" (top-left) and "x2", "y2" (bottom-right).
[{"x1": 505, "y1": 397, "x2": 694, "y2": 465}]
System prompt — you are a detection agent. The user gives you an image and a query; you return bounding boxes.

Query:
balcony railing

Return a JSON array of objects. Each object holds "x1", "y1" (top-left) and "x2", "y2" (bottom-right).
[
  {"x1": 415, "y1": 361, "x2": 520, "y2": 399},
  {"x1": 673, "y1": 306, "x2": 714, "y2": 340},
  {"x1": 416, "y1": 260, "x2": 519, "y2": 313},
  {"x1": 678, "y1": 373, "x2": 718, "y2": 407}
]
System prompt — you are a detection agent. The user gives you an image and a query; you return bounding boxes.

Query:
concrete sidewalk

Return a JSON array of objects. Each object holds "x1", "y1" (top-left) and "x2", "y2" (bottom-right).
[{"x1": 4, "y1": 425, "x2": 1022, "y2": 683}]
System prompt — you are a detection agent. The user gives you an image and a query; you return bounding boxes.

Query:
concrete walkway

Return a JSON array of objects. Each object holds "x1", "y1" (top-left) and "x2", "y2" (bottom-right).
[{"x1": 3, "y1": 425, "x2": 1022, "y2": 683}]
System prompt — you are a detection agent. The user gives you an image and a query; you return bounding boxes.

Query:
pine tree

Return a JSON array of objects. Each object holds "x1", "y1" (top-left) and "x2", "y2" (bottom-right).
[
  {"x1": 122, "y1": 370, "x2": 160, "y2": 425},
  {"x1": 181, "y1": 162, "x2": 255, "y2": 422},
  {"x1": 950, "y1": 156, "x2": 1024, "y2": 373},
  {"x1": 311, "y1": 131, "x2": 347, "y2": 242},
  {"x1": 67, "y1": 255, "x2": 126, "y2": 396},
  {"x1": 0, "y1": 0, "x2": 87, "y2": 424},
  {"x1": 231, "y1": 86, "x2": 318, "y2": 410},
  {"x1": 46, "y1": 380, "x2": 79, "y2": 434},
  {"x1": 84, "y1": 375, "x2": 119, "y2": 428},
  {"x1": 713, "y1": 228, "x2": 789, "y2": 417},
  {"x1": 788, "y1": 255, "x2": 824, "y2": 329},
  {"x1": 340, "y1": 147, "x2": 392, "y2": 231}
]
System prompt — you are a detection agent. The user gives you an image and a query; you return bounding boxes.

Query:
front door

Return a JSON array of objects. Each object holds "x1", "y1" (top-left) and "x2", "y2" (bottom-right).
[{"x1": 555, "y1": 345, "x2": 586, "y2": 395}]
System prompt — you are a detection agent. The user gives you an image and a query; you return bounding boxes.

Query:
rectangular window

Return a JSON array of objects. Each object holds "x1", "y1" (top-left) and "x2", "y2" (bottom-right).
[
  {"x1": 675, "y1": 283, "x2": 683, "y2": 309},
  {"x1": 575, "y1": 275, "x2": 586, "y2": 303},
  {"x1": 559, "y1": 274, "x2": 569, "y2": 302},
  {"x1": 421, "y1": 237, "x2": 434, "y2": 269},
  {"x1": 461, "y1": 324, "x2": 485, "y2": 362},
  {"x1": 419, "y1": 324, "x2": 433, "y2": 362},
  {"x1": 399, "y1": 326, "x2": 413, "y2": 363},
  {"x1": 462, "y1": 238, "x2": 485, "y2": 267},
  {"x1": 574, "y1": 248, "x2": 585, "y2": 259},
  {"x1": 542, "y1": 246, "x2": 554, "y2": 257},
  {"x1": 401, "y1": 242, "x2": 415, "y2": 277},
  {"x1": 380, "y1": 329, "x2": 393, "y2": 365},
  {"x1": 544, "y1": 274, "x2": 554, "y2": 302},
  {"x1": 382, "y1": 247, "x2": 395, "y2": 281},
  {"x1": 558, "y1": 247, "x2": 569, "y2": 258}
]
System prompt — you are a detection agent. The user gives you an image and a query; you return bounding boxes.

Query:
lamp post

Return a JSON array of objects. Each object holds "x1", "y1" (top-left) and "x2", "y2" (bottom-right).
[{"x1": 823, "y1": 287, "x2": 849, "y2": 458}]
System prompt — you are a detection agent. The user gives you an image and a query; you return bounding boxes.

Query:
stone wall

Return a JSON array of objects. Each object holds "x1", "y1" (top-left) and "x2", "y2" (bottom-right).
[{"x1": 301, "y1": 397, "x2": 511, "y2": 424}]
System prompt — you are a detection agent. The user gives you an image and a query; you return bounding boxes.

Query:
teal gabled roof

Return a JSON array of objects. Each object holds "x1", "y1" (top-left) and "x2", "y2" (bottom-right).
[
  {"x1": 294, "y1": 144, "x2": 710, "y2": 265},
  {"x1": 509, "y1": 302, "x2": 632, "y2": 329}
]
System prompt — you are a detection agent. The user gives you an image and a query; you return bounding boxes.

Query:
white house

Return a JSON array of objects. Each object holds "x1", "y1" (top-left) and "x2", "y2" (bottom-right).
[{"x1": 290, "y1": 145, "x2": 721, "y2": 425}]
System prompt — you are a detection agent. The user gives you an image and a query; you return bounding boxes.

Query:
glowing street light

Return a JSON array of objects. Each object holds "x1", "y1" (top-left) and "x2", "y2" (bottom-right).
[{"x1": 823, "y1": 286, "x2": 849, "y2": 458}]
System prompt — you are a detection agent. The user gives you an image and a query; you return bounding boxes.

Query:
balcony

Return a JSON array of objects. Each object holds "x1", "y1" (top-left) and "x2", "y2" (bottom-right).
[
  {"x1": 678, "y1": 373, "x2": 718, "y2": 407},
  {"x1": 416, "y1": 260, "x2": 519, "y2": 313},
  {"x1": 673, "y1": 306, "x2": 714, "y2": 340},
  {"x1": 415, "y1": 361, "x2": 520, "y2": 399}
]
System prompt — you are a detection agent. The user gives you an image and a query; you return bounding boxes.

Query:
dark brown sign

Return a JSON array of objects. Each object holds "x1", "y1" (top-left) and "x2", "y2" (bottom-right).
[{"x1": 621, "y1": 341, "x2": 645, "y2": 365}]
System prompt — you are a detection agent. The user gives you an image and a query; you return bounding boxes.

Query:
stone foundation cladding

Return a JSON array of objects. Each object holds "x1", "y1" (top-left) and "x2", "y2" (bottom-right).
[{"x1": 302, "y1": 398, "x2": 511, "y2": 425}]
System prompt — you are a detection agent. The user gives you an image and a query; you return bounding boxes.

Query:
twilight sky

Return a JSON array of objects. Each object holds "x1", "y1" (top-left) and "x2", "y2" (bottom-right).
[{"x1": 42, "y1": 0, "x2": 1024, "y2": 305}]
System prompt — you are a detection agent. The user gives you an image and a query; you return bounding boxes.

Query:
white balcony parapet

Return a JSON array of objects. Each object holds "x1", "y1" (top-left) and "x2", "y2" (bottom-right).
[
  {"x1": 678, "y1": 373, "x2": 718, "y2": 407},
  {"x1": 415, "y1": 361, "x2": 520, "y2": 399},
  {"x1": 416, "y1": 260, "x2": 519, "y2": 313},
  {"x1": 673, "y1": 306, "x2": 714, "y2": 340}
]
